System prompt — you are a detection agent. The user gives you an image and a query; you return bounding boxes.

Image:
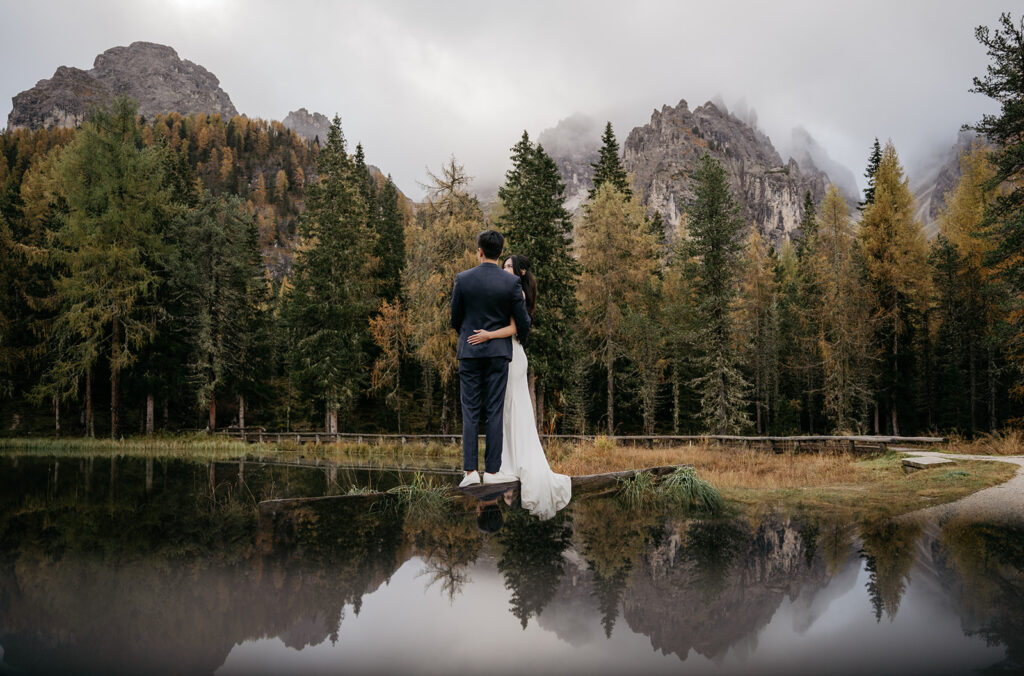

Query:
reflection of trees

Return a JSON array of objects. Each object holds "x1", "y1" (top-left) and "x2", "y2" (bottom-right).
[
  {"x1": 858, "y1": 519, "x2": 922, "y2": 622},
  {"x1": 0, "y1": 456, "x2": 410, "y2": 674},
  {"x1": 819, "y1": 519, "x2": 856, "y2": 575},
  {"x1": 573, "y1": 500, "x2": 660, "y2": 637},
  {"x1": 405, "y1": 508, "x2": 483, "y2": 602},
  {"x1": 495, "y1": 509, "x2": 573, "y2": 629},
  {"x1": 686, "y1": 519, "x2": 747, "y2": 599},
  {"x1": 937, "y1": 520, "x2": 1024, "y2": 671}
]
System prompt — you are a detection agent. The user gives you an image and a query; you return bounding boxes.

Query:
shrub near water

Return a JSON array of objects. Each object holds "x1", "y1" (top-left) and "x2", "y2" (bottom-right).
[
  {"x1": 617, "y1": 467, "x2": 723, "y2": 514},
  {"x1": 658, "y1": 466, "x2": 724, "y2": 514},
  {"x1": 384, "y1": 472, "x2": 452, "y2": 518}
]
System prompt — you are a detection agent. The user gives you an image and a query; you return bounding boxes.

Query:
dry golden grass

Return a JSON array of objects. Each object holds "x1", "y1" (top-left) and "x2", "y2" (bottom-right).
[
  {"x1": 547, "y1": 440, "x2": 868, "y2": 491},
  {"x1": 943, "y1": 429, "x2": 1024, "y2": 456}
]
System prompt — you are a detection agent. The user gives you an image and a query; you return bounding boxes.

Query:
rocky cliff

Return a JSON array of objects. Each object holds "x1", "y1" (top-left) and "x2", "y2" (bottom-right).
[
  {"x1": 622, "y1": 99, "x2": 827, "y2": 245},
  {"x1": 282, "y1": 108, "x2": 332, "y2": 144},
  {"x1": 7, "y1": 42, "x2": 238, "y2": 130},
  {"x1": 911, "y1": 130, "x2": 979, "y2": 238},
  {"x1": 537, "y1": 113, "x2": 602, "y2": 213}
]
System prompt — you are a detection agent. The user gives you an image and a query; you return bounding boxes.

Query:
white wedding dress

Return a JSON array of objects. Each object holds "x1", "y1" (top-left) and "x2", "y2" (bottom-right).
[{"x1": 499, "y1": 336, "x2": 572, "y2": 520}]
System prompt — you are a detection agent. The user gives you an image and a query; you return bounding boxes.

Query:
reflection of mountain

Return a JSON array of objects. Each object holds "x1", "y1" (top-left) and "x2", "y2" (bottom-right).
[
  {"x1": 0, "y1": 457, "x2": 408, "y2": 675},
  {"x1": 621, "y1": 514, "x2": 831, "y2": 661},
  {"x1": 3, "y1": 456, "x2": 1023, "y2": 673}
]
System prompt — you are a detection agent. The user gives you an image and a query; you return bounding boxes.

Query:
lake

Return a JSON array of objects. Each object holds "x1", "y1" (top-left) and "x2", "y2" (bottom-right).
[{"x1": 0, "y1": 455, "x2": 1021, "y2": 675}]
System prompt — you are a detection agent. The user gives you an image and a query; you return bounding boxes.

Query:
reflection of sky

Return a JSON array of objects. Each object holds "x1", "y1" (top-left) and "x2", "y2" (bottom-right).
[{"x1": 217, "y1": 555, "x2": 1005, "y2": 675}]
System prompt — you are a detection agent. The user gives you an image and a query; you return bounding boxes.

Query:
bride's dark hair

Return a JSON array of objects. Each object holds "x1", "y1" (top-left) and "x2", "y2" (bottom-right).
[{"x1": 507, "y1": 254, "x2": 537, "y2": 320}]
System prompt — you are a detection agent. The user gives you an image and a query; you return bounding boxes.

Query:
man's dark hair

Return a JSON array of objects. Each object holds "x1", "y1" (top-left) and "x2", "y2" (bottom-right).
[
  {"x1": 477, "y1": 503, "x2": 504, "y2": 533},
  {"x1": 477, "y1": 230, "x2": 504, "y2": 260}
]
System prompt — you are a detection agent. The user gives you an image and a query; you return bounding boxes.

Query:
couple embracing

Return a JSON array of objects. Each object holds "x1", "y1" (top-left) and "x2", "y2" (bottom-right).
[{"x1": 450, "y1": 229, "x2": 571, "y2": 520}]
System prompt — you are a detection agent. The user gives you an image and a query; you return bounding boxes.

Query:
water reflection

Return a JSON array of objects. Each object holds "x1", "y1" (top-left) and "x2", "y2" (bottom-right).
[{"x1": 0, "y1": 455, "x2": 1022, "y2": 674}]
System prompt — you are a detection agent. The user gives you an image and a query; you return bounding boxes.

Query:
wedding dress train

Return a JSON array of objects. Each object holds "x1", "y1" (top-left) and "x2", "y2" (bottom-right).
[{"x1": 499, "y1": 337, "x2": 571, "y2": 519}]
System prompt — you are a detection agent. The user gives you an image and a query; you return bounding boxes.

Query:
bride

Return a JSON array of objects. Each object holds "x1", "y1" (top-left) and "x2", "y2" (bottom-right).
[{"x1": 465, "y1": 254, "x2": 572, "y2": 520}]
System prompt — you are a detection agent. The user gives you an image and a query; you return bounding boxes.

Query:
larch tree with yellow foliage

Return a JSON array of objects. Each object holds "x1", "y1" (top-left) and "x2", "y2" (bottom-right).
[
  {"x1": 576, "y1": 181, "x2": 659, "y2": 436},
  {"x1": 738, "y1": 228, "x2": 779, "y2": 434},
  {"x1": 403, "y1": 156, "x2": 481, "y2": 432},
  {"x1": 857, "y1": 142, "x2": 932, "y2": 435},
  {"x1": 812, "y1": 185, "x2": 874, "y2": 432}
]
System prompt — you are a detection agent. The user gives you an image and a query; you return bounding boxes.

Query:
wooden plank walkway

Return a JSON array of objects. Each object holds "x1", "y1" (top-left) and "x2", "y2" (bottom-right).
[{"x1": 258, "y1": 465, "x2": 681, "y2": 514}]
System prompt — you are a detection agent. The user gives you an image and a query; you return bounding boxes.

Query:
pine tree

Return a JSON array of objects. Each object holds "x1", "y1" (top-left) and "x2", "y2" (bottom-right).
[
  {"x1": 859, "y1": 138, "x2": 883, "y2": 211},
  {"x1": 686, "y1": 154, "x2": 751, "y2": 434},
  {"x1": 858, "y1": 142, "x2": 932, "y2": 434},
  {"x1": 286, "y1": 116, "x2": 376, "y2": 433},
  {"x1": 183, "y1": 191, "x2": 268, "y2": 430},
  {"x1": 795, "y1": 190, "x2": 818, "y2": 258},
  {"x1": 970, "y1": 12, "x2": 1024, "y2": 405},
  {"x1": 622, "y1": 276, "x2": 666, "y2": 435},
  {"x1": 497, "y1": 131, "x2": 580, "y2": 429},
  {"x1": 375, "y1": 176, "x2": 407, "y2": 302},
  {"x1": 588, "y1": 122, "x2": 631, "y2": 200},
  {"x1": 577, "y1": 182, "x2": 658, "y2": 435},
  {"x1": 773, "y1": 241, "x2": 809, "y2": 432},
  {"x1": 46, "y1": 97, "x2": 171, "y2": 438},
  {"x1": 790, "y1": 190, "x2": 824, "y2": 432},
  {"x1": 935, "y1": 143, "x2": 1001, "y2": 431}
]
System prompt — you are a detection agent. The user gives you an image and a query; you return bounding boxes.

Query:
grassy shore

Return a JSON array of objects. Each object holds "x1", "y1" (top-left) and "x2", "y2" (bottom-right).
[
  {"x1": 941, "y1": 429, "x2": 1024, "y2": 455},
  {"x1": 1, "y1": 434, "x2": 1017, "y2": 520}
]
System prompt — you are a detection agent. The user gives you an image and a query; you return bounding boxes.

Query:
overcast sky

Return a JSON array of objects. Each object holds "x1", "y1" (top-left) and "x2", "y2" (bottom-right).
[{"x1": 0, "y1": 0, "x2": 1005, "y2": 199}]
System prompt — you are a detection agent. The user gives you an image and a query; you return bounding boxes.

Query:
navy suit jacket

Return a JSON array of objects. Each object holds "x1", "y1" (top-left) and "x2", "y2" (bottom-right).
[{"x1": 451, "y1": 262, "x2": 532, "y2": 360}]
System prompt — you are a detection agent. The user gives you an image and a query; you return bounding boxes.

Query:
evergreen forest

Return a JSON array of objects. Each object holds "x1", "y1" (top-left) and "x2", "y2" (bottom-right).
[{"x1": 2, "y1": 13, "x2": 1024, "y2": 439}]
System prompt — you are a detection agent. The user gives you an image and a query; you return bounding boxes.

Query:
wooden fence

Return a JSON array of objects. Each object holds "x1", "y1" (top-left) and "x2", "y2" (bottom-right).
[{"x1": 207, "y1": 428, "x2": 946, "y2": 453}]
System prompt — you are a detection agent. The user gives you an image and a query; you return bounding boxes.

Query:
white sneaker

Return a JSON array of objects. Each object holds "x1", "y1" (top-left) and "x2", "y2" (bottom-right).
[
  {"x1": 459, "y1": 470, "x2": 481, "y2": 488},
  {"x1": 483, "y1": 472, "x2": 518, "y2": 485}
]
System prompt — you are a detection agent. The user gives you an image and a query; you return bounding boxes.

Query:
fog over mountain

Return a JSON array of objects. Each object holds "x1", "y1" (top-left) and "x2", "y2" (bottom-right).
[{"x1": 0, "y1": 0, "x2": 999, "y2": 200}]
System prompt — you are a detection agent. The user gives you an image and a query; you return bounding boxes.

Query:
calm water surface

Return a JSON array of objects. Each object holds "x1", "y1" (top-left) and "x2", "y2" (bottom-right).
[{"x1": 0, "y1": 455, "x2": 1021, "y2": 675}]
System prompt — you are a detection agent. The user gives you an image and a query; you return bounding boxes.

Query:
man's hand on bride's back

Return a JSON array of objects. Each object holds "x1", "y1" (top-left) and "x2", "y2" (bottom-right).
[{"x1": 466, "y1": 329, "x2": 491, "y2": 345}]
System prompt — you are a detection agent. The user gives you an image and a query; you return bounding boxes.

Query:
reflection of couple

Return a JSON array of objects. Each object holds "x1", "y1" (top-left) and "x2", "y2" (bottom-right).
[{"x1": 450, "y1": 229, "x2": 571, "y2": 519}]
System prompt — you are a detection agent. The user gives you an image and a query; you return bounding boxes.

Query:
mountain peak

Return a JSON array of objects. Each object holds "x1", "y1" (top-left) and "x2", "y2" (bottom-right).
[{"x1": 7, "y1": 41, "x2": 237, "y2": 130}]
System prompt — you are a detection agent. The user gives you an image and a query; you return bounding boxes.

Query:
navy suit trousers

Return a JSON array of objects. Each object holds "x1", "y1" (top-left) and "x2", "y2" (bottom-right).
[{"x1": 458, "y1": 356, "x2": 509, "y2": 473}]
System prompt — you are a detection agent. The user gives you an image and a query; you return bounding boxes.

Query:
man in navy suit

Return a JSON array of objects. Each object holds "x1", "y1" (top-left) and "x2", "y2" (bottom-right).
[{"x1": 450, "y1": 230, "x2": 531, "y2": 487}]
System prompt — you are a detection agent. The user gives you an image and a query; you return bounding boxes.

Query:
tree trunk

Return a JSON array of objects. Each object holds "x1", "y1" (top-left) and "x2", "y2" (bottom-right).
[
  {"x1": 890, "y1": 399, "x2": 900, "y2": 437},
  {"x1": 424, "y1": 368, "x2": 434, "y2": 425},
  {"x1": 969, "y1": 340, "x2": 978, "y2": 435},
  {"x1": 441, "y1": 380, "x2": 450, "y2": 435},
  {"x1": 672, "y1": 368, "x2": 680, "y2": 435},
  {"x1": 606, "y1": 351, "x2": 614, "y2": 437},
  {"x1": 110, "y1": 316, "x2": 120, "y2": 439},
  {"x1": 85, "y1": 368, "x2": 94, "y2": 438},
  {"x1": 54, "y1": 396, "x2": 60, "y2": 437},
  {"x1": 988, "y1": 344, "x2": 997, "y2": 431},
  {"x1": 162, "y1": 398, "x2": 169, "y2": 431},
  {"x1": 146, "y1": 394, "x2": 154, "y2": 435},
  {"x1": 396, "y1": 393, "x2": 402, "y2": 435},
  {"x1": 326, "y1": 407, "x2": 338, "y2": 434},
  {"x1": 209, "y1": 396, "x2": 216, "y2": 431},
  {"x1": 238, "y1": 394, "x2": 245, "y2": 430},
  {"x1": 873, "y1": 401, "x2": 880, "y2": 435}
]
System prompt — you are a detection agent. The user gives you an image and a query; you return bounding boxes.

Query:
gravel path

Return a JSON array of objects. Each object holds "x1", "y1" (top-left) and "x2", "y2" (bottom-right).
[{"x1": 900, "y1": 451, "x2": 1024, "y2": 526}]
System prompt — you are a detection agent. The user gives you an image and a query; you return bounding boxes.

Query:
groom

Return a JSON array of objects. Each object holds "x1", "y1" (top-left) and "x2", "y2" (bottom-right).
[{"x1": 450, "y1": 229, "x2": 531, "y2": 488}]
